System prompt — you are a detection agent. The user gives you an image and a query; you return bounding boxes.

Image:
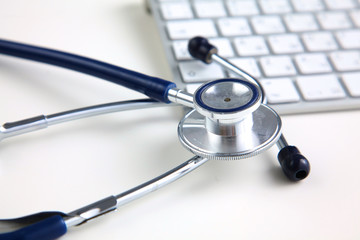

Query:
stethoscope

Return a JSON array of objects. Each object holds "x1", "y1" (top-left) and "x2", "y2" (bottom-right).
[{"x1": 0, "y1": 36, "x2": 310, "y2": 240}]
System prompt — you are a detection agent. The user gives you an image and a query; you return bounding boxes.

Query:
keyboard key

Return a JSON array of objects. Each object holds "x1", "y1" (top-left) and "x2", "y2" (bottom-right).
[
  {"x1": 297, "y1": 74, "x2": 346, "y2": 100},
  {"x1": 234, "y1": 36, "x2": 269, "y2": 56},
  {"x1": 209, "y1": 38, "x2": 235, "y2": 57},
  {"x1": 179, "y1": 61, "x2": 225, "y2": 82},
  {"x1": 160, "y1": 1, "x2": 193, "y2": 20},
  {"x1": 324, "y1": 0, "x2": 356, "y2": 10},
  {"x1": 295, "y1": 53, "x2": 332, "y2": 74},
  {"x1": 317, "y1": 12, "x2": 352, "y2": 30},
  {"x1": 172, "y1": 38, "x2": 234, "y2": 60},
  {"x1": 251, "y1": 16, "x2": 285, "y2": 34},
  {"x1": 330, "y1": 51, "x2": 360, "y2": 71},
  {"x1": 166, "y1": 20, "x2": 217, "y2": 39},
  {"x1": 268, "y1": 34, "x2": 304, "y2": 54},
  {"x1": 302, "y1": 32, "x2": 338, "y2": 51},
  {"x1": 172, "y1": 40, "x2": 192, "y2": 60},
  {"x1": 186, "y1": 83, "x2": 202, "y2": 94},
  {"x1": 283, "y1": 14, "x2": 319, "y2": 32},
  {"x1": 194, "y1": 0, "x2": 227, "y2": 18},
  {"x1": 351, "y1": 10, "x2": 360, "y2": 27},
  {"x1": 228, "y1": 57, "x2": 261, "y2": 78},
  {"x1": 336, "y1": 30, "x2": 360, "y2": 49},
  {"x1": 291, "y1": 0, "x2": 325, "y2": 11},
  {"x1": 342, "y1": 72, "x2": 360, "y2": 97},
  {"x1": 260, "y1": 56, "x2": 297, "y2": 77},
  {"x1": 261, "y1": 78, "x2": 300, "y2": 103},
  {"x1": 226, "y1": 0, "x2": 259, "y2": 16},
  {"x1": 259, "y1": 0, "x2": 292, "y2": 14},
  {"x1": 218, "y1": 18, "x2": 252, "y2": 36}
]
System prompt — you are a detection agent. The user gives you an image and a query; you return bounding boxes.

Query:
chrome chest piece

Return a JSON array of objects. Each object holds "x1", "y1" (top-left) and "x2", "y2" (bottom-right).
[{"x1": 178, "y1": 78, "x2": 282, "y2": 160}]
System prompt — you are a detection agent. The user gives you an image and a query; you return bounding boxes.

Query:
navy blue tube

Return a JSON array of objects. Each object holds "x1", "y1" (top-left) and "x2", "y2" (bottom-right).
[
  {"x1": 0, "y1": 213, "x2": 67, "y2": 240},
  {"x1": 0, "y1": 39, "x2": 176, "y2": 103}
]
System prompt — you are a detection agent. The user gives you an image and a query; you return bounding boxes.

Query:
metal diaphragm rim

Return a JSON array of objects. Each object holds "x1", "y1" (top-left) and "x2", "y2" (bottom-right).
[{"x1": 178, "y1": 104, "x2": 282, "y2": 160}]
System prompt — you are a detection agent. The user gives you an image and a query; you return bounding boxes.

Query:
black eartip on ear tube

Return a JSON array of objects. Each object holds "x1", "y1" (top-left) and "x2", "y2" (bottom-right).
[
  {"x1": 278, "y1": 146, "x2": 310, "y2": 181},
  {"x1": 188, "y1": 36, "x2": 218, "y2": 64}
]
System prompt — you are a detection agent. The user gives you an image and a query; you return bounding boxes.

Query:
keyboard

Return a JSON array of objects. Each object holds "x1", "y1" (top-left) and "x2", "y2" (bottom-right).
[{"x1": 146, "y1": 0, "x2": 360, "y2": 114}]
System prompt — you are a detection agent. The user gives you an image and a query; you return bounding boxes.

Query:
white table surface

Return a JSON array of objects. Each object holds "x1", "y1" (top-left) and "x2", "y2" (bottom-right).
[{"x1": 0, "y1": 0, "x2": 360, "y2": 239}]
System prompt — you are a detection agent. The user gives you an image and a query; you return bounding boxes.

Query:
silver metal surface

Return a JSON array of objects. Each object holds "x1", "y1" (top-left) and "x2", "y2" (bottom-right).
[
  {"x1": 193, "y1": 80, "x2": 261, "y2": 122},
  {"x1": 65, "y1": 196, "x2": 118, "y2": 227},
  {"x1": 178, "y1": 104, "x2": 282, "y2": 160},
  {"x1": 199, "y1": 81, "x2": 254, "y2": 110},
  {"x1": 0, "y1": 100, "x2": 165, "y2": 142},
  {"x1": 167, "y1": 88, "x2": 194, "y2": 107},
  {"x1": 276, "y1": 134, "x2": 289, "y2": 150},
  {"x1": 64, "y1": 156, "x2": 209, "y2": 228},
  {"x1": 211, "y1": 54, "x2": 266, "y2": 104}
]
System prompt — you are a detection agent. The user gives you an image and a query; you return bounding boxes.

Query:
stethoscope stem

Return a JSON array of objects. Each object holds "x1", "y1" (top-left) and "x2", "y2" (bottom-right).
[{"x1": 64, "y1": 156, "x2": 209, "y2": 228}]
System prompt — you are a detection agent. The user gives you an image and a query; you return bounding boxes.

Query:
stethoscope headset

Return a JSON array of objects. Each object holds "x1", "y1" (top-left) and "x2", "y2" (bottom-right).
[{"x1": 0, "y1": 36, "x2": 310, "y2": 240}]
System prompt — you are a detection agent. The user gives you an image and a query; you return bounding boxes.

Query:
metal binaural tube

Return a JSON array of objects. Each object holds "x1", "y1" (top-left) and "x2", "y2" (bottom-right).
[
  {"x1": 0, "y1": 99, "x2": 165, "y2": 142},
  {"x1": 64, "y1": 156, "x2": 209, "y2": 228},
  {"x1": 276, "y1": 134, "x2": 289, "y2": 150},
  {"x1": 167, "y1": 88, "x2": 194, "y2": 107},
  {"x1": 114, "y1": 156, "x2": 208, "y2": 207},
  {"x1": 211, "y1": 54, "x2": 266, "y2": 104}
]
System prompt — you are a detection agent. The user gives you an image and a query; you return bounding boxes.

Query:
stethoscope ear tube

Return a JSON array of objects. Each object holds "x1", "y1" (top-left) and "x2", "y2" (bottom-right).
[{"x1": 0, "y1": 39, "x2": 176, "y2": 103}]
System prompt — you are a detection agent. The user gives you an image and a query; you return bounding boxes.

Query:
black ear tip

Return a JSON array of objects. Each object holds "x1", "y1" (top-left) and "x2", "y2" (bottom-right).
[
  {"x1": 278, "y1": 146, "x2": 310, "y2": 181},
  {"x1": 188, "y1": 36, "x2": 217, "y2": 63}
]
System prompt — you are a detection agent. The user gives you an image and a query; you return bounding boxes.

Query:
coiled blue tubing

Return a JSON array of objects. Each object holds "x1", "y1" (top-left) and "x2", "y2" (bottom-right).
[{"x1": 0, "y1": 39, "x2": 176, "y2": 103}]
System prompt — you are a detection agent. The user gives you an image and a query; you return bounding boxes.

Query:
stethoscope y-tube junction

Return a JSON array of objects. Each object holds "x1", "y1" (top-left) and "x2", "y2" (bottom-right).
[{"x1": 0, "y1": 36, "x2": 310, "y2": 240}]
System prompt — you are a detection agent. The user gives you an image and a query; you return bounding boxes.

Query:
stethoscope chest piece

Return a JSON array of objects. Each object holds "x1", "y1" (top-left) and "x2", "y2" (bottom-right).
[{"x1": 178, "y1": 78, "x2": 282, "y2": 160}]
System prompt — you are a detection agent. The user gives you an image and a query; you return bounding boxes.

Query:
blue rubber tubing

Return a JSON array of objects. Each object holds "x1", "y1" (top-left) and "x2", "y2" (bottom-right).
[{"x1": 0, "y1": 39, "x2": 176, "y2": 103}]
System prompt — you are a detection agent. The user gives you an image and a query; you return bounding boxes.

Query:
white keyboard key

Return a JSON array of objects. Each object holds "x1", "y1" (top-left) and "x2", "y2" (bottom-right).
[
  {"x1": 234, "y1": 36, "x2": 269, "y2": 56},
  {"x1": 179, "y1": 61, "x2": 225, "y2": 82},
  {"x1": 302, "y1": 32, "x2": 338, "y2": 51},
  {"x1": 317, "y1": 12, "x2": 352, "y2": 30},
  {"x1": 218, "y1": 18, "x2": 252, "y2": 36},
  {"x1": 351, "y1": 10, "x2": 360, "y2": 27},
  {"x1": 284, "y1": 14, "x2": 319, "y2": 32},
  {"x1": 297, "y1": 75, "x2": 346, "y2": 100},
  {"x1": 226, "y1": 0, "x2": 259, "y2": 16},
  {"x1": 166, "y1": 20, "x2": 217, "y2": 40},
  {"x1": 172, "y1": 40, "x2": 192, "y2": 60},
  {"x1": 228, "y1": 57, "x2": 261, "y2": 78},
  {"x1": 194, "y1": 0, "x2": 227, "y2": 18},
  {"x1": 342, "y1": 72, "x2": 360, "y2": 97},
  {"x1": 330, "y1": 51, "x2": 360, "y2": 71},
  {"x1": 336, "y1": 30, "x2": 360, "y2": 49},
  {"x1": 186, "y1": 83, "x2": 202, "y2": 94},
  {"x1": 160, "y1": 1, "x2": 193, "y2": 20},
  {"x1": 324, "y1": 0, "x2": 356, "y2": 9},
  {"x1": 259, "y1": 0, "x2": 292, "y2": 14},
  {"x1": 295, "y1": 53, "x2": 332, "y2": 74},
  {"x1": 209, "y1": 38, "x2": 235, "y2": 57},
  {"x1": 261, "y1": 78, "x2": 300, "y2": 103},
  {"x1": 251, "y1": 16, "x2": 285, "y2": 34},
  {"x1": 260, "y1": 56, "x2": 297, "y2": 77},
  {"x1": 291, "y1": 0, "x2": 324, "y2": 11},
  {"x1": 268, "y1": 34, "x2": 304, "y2": 54}
]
